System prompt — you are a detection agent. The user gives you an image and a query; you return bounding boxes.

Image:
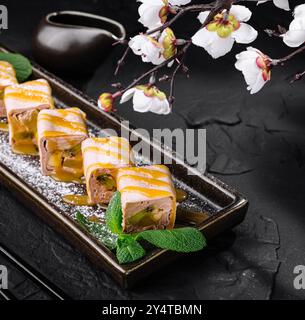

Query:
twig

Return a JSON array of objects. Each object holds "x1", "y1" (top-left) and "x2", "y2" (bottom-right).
[
  {"x1": 168, "y1": 42, "x2": 192, "y2": 108},
  {"x1": 272, "y1": 44, "x2": 305, "y2": 66},
  {"x1": 114, "y1": 46, "x2": 131, "y2": 76},
  {"x1": 291, "y1": 70, "x2": 305, "y2": 83}
]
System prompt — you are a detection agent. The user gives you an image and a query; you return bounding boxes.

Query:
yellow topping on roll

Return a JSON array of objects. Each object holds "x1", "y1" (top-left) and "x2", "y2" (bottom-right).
[
  {"x1": 39, "y1": 115, "x2": 87, "y2": 134},
  {"x1": 117, "y1": 166, "x2": 169, "y2": 179},
  {"x1": 119, "y1": 186, "x2": 174, "y2": 199},
  {"x1": 82, "y1": 146, "x2": 131, "y2": 163},
  {"x1": 38, "y1": 108, "x2": 88, "y2": 139},
  {"x1": 118, "y1": 174, "x2": 171, "y2": 188}
]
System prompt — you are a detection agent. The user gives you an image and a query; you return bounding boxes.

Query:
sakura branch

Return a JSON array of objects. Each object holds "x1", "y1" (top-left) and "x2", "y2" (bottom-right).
[
  {"x1": 98, "y1": 0, "x2": 305, "y2": 115},
  {"x1": 113, "y1": 1, "x2": 222, "y2": 76}
]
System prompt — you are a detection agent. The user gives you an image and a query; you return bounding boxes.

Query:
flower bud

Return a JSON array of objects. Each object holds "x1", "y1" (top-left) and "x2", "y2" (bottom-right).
[{"x1": 98, "y1": 93, "x2": 114, "y2": 112}]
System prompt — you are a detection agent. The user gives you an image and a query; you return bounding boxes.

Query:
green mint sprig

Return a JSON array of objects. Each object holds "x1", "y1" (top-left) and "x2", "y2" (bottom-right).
[
  {"x1": 76, "y1": 191, "x2": 207, "y2": 264},
  {"x1": 0, "y1": 52, "x2": 32, "y2": 82}
]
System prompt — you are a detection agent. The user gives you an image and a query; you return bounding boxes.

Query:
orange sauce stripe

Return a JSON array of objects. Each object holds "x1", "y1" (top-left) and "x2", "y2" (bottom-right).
[
  {"x1": 118, "y1": 167, "x2": 169, "y2": 179},
  {"x1": 118, "y1": 174, "x2": 170, "y2": 188},
  {"x1": 5, "y1": 92, "x2": 52, "y2": 103},
  {"x1": 6, "y1": 88, "x2": 50, "y2": 96},
  {"x1": 38, "y1": 114, "x2": 87, "y2": 133},
  {"x1": 39, "y1": 130, "x2": 86, "y2": 138},
  {"x1": 91, "y1": 137, "x2": 131, "y2": 151},
  {"x1": 54, "y1": 108, "x2": 86, "y2": 119},
  {"x1": 83, "y1": 146, "x2": 131, "y2": 163},
  {"x1": 119, "y1": 186, "x2": 174, "y2": 199}
]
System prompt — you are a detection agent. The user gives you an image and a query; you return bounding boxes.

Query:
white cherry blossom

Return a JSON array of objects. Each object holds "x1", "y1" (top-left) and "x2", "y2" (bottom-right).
[
  {"x1": 191, "y1": 5, "x2": 258, "y2": 59},
  {"x1": 129, "y1": 34, "x2": 165, "y2": 65},
  {"x1": 120, "y1": 85, "x2": 170, "y2": 114},
  {"x1": 283, "y1": 4, "x2": 305, "y2": 47},
  {"x1": 129, "y1": 28, "x2": 177, "y2": 65},
  {"x1": 258, "y1": 0, "x2": 290, "y2": 11},
  {"x1": 235, "y1": 47, "x2": 272, "y2": 94},
  {"x1": 138, "y1": 0, "x2": 192, "y2": 30}
]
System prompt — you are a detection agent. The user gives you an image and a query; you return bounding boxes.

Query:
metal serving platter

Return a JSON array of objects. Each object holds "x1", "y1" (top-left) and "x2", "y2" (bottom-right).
[{"x1": 0, "y1": 46, "x2": 248, "y2": 288}]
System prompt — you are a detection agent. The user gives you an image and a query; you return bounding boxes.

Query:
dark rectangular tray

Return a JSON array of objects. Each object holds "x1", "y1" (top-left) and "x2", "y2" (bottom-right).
[{"x1": 0, "y1": 46, "x2": 248, "y2": 288}]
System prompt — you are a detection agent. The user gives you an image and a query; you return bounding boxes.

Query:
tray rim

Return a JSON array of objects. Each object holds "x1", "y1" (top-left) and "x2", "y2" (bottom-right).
[{"x1": 0, "y1": 44, "x2": 249, "y2": 288}]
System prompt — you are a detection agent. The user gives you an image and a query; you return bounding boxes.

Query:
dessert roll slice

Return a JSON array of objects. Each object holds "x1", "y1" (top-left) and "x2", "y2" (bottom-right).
[
  {"x1": 82, "y1": 137, "x2": 134, "y2": 204},
  {"x1": 4, "y1": 79, "x2": 54, "y2": 154},
  {"x1": 0, "y1": 61, "x2": 18, "y2": 117},
  {"x1": 37, "y1": 108, "x2": 88, "y2": 182},
  {"x1": 117, "y1": 165, "x2": 177, "y2": 233}
]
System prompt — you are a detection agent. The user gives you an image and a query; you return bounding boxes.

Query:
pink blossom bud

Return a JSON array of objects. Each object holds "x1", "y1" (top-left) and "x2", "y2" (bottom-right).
[{"x1": 98, "y1": 93, "x2": 114, "y2": 112}]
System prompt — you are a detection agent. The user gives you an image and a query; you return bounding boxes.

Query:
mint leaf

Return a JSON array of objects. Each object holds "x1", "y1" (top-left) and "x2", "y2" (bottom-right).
[
  {"x1": 116, "y1": 235, "x2": 146, "y2": 264},
  {"x1": 75, "y1": 212, "x2": 117, "y2": 250},
  {"x1": 136, "y1": 227, "x2": 206, "y2": 253},
  {"x1": 105, "y1": 191, "x2": 123, "y2": 235},
  {"x1": 0, "y1": 52, "x2": 32, "y2": 82}
]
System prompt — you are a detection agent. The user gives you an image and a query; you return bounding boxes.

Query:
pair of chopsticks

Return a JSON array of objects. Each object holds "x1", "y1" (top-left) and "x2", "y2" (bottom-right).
[{"x1": 0, "y1": 244, "x2": 68, "y2": 300}]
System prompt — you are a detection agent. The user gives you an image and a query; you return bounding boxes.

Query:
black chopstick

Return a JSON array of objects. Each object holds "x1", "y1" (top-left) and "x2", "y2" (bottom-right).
[{"x1": 0, "y1": 244, "x2": 69, "y2": 300}]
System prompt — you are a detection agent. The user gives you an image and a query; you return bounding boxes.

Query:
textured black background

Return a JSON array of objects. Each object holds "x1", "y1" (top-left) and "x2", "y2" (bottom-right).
[{"x1": 0, "y1": 0, "x2": 305, "y2": 299}]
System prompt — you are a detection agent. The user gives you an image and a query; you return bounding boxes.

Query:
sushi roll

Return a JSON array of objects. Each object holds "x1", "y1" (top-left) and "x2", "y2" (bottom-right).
[
  {"x1": 37, "y1": 107, "x2": 88, "y2": 182},
  {"x1": 117, "y1": 165, "x2": 177, "y2": 233},
  {"x1": 4, "y1": 79, "x2": 53, "y2": 155},
  {"x1": 0, "y1": 61, "x2": 18, "y2": 117},
  {"x1": 82, "y1": 137, "x2": 134, "y2": 204}
]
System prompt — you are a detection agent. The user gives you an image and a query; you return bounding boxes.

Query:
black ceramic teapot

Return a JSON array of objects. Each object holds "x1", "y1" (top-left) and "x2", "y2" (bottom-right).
[{"x1": 32, "y1": 11, "x2": 126, "y2": 74}]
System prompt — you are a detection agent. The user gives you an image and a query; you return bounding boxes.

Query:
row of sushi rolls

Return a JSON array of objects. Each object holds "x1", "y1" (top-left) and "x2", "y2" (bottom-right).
[{"x1": 0, "y1": 60, "x2": 178, "y2": 234}]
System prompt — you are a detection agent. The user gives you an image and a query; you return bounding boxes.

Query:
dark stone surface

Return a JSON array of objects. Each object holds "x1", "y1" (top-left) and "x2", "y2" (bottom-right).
[{"x1": 0, "y1": 0, "x2": 304, "y2": 299}]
